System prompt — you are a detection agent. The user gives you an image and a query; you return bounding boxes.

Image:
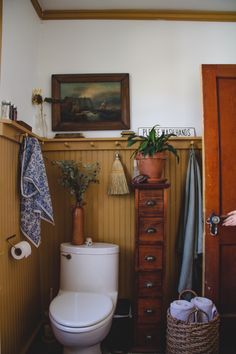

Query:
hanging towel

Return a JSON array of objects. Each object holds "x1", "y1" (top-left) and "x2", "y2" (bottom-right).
[
  {"x1": 178, "y1": 148, "x2": 203, "y2": 293},
  {"x1": 20, "y1": 137, "x2": 54, "y2": 247}
]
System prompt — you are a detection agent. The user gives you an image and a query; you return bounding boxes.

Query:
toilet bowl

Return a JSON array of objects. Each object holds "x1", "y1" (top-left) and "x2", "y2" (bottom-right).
[{"x1": 49, "y1": 242, "x2": 119, "y2": 354}]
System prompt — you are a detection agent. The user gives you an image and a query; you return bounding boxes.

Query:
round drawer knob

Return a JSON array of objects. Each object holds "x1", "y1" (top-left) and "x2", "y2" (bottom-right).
[
  {"x1": 146, "y1": 227, "x2": 156, "y2": 234},
  {"x1": 144, "y1": 255, "x2": 156, "y2": 262},
  {"x1": 146, "y1": 335, "x2": 152, "y2": 341},
  {"x1": 145, "y1": 281, "x2": 154, "y2": 288},
  {"x1": 145, "y1": 308, "x2": 154, "y2": 314},
  {"x1": 146, "y1": 199, "x2": 156, "y2": 207}
]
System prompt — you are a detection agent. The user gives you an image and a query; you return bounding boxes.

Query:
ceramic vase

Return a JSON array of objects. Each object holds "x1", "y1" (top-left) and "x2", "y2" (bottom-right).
[{"x1": 71, "y1": 205, "x2": 84, "y2": 245}]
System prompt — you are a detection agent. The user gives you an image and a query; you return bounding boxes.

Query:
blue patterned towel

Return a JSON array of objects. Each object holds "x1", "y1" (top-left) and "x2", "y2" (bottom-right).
[{"x1": 20, "y1": 137, "x2": 54, "y2": 247}]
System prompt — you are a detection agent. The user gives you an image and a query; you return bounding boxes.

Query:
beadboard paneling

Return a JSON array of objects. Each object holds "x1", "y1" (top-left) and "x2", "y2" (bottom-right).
[{"x1": 0, "y1": 136, "x2": 42, "y2": 354}]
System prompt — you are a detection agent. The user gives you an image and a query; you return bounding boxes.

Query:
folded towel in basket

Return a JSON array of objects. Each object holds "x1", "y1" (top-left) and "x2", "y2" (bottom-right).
[
  {"x1": 20, "y1": 137, "x2": 54, "y2": 247},
  {"x1": 191, "y1": 296, "x2": 218, "y2": 322},
  {"x1": 170, "y1": 300, "x2": 195, "y2": 322}
]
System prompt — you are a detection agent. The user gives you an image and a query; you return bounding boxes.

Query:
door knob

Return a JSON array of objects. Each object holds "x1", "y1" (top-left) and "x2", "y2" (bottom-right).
[{"x1": 206, "y1": 212, "x2": 221, "y2": 236}]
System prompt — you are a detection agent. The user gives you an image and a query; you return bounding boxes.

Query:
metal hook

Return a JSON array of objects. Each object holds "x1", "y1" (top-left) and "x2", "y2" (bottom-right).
[{"x1": 6, "y1": 234, "x2": 17, "y2": 249}]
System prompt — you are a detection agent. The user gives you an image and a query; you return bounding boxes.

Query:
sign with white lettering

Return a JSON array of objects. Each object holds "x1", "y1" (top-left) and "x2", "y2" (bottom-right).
[{"x1": 138, "y1": 127, "x2": 196, "y2": 137}]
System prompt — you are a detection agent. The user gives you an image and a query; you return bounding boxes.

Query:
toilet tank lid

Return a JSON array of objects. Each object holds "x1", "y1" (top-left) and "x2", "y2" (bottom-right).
[{"x1": 61, "y1": 242, "x2": 119, "y2": 255}]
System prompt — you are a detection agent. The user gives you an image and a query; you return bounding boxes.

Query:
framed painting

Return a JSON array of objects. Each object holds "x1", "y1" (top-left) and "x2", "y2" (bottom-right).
[{"x1": 51, "y1": 73, "x2": 130, "y2": 131}]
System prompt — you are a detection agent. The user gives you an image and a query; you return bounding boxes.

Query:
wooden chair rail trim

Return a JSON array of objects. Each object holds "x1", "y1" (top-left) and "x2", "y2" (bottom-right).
[
  {"x1": 0, "y1": 120, "x2": 202, "y2": 150},
  {"x1": 0, "y1": 120, "x2": 42, "y2": 144},
  {"x1": 30, "y1": 2, "x2": 236, "y2": 23}
]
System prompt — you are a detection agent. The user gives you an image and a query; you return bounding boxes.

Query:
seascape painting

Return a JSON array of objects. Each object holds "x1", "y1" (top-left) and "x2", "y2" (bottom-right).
[
  {"x1": 52, "y1": 73, "x2": 130, "y2": 131},
  {"x1": 60, "y1": 82, "x2": 121, "y2": 123}
]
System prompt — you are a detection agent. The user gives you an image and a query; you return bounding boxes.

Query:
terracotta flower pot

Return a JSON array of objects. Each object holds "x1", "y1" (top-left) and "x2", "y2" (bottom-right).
[
  {"x1": 136, "y1": 152, "x2": 167, "y2": 183},
  {"x1": 71, "y1": 205, "x2": 84, "y2": 245}
]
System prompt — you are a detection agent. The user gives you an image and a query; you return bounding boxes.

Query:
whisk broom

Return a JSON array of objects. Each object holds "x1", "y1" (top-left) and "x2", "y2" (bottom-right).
[{"x1": 108, "y1": 152, "x2": 129, "y2": 195}]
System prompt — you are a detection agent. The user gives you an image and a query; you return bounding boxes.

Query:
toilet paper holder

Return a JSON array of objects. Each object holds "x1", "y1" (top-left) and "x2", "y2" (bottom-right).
[
  {"x1": 6, "y1": 234, "x2": 17, "y2": 248},
  {"x1": 6, "y1": 234, "x2": 22, "y2": 255},
  {"x1": 7, "y1": 234, "x2": 32, "y2": 259}
]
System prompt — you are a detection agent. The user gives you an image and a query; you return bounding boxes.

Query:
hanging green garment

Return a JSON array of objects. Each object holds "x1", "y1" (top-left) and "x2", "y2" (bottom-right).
[{"x1": 178, "y1": 148, "x2": 203, "y2": 293}]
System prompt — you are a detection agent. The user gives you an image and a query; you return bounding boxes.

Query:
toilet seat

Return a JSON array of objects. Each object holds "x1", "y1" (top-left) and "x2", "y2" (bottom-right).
[{"x1": 49, "y1": 292, "x2": 113, "y2": 329}]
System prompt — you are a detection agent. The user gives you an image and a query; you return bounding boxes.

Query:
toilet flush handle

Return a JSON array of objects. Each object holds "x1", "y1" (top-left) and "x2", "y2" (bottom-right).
[{"x1": 62, "y1": 253, "x2": 71, "y2": 260}]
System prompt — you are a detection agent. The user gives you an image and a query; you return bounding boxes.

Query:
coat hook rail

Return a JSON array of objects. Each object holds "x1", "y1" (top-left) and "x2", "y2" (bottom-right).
[
  {"x1": 15, "y1": 132, "x2": 28, "y2": 140},
  {"x1": 16, "y1": 132, "x2": 44, "y2": 145},
  {"x1": 16, "y1": 132, "x2": 29, "y2": 138}
]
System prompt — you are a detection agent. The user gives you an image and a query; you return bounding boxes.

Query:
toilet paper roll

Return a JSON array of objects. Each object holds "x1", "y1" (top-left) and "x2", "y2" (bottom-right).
[{"x1": 11, "y1": 241, "x2": 32, "y2": 260}]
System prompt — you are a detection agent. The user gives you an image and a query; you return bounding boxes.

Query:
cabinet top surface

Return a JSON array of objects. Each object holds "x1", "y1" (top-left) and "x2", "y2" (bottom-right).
[{"x1": 131, "y1": 182, "x2": 170, "y2": 190}]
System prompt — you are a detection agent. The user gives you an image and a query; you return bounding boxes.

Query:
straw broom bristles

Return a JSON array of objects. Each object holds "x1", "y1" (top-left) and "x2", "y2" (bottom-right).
[{"x1": 108, "y1": 152, "x2": 129, "y2": 195}]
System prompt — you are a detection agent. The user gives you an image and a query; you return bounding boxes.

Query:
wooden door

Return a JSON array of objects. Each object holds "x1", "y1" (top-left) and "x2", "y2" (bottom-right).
[{"x1": 202, "y1": 65, "x2": 236, "y2": 338}]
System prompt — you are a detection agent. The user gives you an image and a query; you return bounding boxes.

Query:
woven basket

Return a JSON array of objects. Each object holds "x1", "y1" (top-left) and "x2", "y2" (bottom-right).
[{"x1": 166, "y1": 290, "x2": 220, "y2": 354}]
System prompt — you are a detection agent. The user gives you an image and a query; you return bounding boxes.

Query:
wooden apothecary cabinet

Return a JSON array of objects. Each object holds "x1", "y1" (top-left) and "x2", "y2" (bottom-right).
[{"x1": 132, "y1": 182, "x2": 169, "y2": 352}]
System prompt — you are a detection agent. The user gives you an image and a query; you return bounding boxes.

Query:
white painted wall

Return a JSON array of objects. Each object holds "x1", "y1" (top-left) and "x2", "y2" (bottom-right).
[
  {"x1": 38, "y1": 20, "x2": 236, "y2": 137},
  {"x1": 1, "y1": 1, "x2": 236, "y2": 137},
  {"x1": 0, "y1": 0, "x2": 40, "y2": 128}
]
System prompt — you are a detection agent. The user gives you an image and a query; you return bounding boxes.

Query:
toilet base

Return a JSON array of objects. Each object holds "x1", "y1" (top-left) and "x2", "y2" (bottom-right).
[{"x1": 64, "y1": 343, "x2": 101, "y2": 354}]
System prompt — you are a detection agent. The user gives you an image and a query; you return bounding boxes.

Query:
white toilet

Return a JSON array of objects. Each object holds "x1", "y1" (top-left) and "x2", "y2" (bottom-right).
[{"x1": 49, "y1": 242, "x2": 119, "y2": 354}]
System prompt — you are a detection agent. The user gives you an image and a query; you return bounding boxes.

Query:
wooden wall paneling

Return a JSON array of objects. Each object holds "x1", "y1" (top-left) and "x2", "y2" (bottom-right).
[
  {"x1": 0, "y1": 136, "x2": 42, "y2": 354},
  {"x1": 41, "y1": 144, "x2": 136, "y2": 306},
  {"x1": 40, "y1": 150, "x2": 72, "y2": 312}
]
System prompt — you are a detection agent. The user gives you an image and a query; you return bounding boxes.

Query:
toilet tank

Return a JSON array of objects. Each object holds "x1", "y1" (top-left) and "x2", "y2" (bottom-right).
[{"x1": 59, "y1": 242, "x2": 119, "y2": 294}]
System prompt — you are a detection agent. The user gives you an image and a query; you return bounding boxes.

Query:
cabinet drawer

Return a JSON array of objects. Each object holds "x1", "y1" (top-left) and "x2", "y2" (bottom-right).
[
  {"x1": 137, "y1": 298, "x2": 162, "y2": 323},
  {"x1": 138, "y1": 245, "x2": 163, "y2": 270},
  {"x1": 138, "y1": 190, "x2": 164, "y2": 216},
  {"x1": 135, "y1": 324, "x2": 161, "y2": 348},
  {"x1": 137, "y1": 272, "x2": 162, "y2": 297},
  {"x1": 139, "y1": 217, "x2": 164, "y2": 242}
]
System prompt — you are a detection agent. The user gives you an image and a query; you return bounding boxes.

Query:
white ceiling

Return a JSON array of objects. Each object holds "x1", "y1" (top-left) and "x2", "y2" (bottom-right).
[{"x1": 38, "y1": 0, "x2": 236, "y2": 12}]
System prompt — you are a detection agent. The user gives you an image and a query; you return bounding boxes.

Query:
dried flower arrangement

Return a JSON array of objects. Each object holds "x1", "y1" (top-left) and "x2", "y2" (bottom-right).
[
  {"x1": 32, "y1": 88, "x2": 44, "y2": 105},
  {"x1": 32, "y1": 88, "x2": 48, "y2": 137},
  {"x1": 52, "y1": 160, "x2": 100, "y2": 207}
]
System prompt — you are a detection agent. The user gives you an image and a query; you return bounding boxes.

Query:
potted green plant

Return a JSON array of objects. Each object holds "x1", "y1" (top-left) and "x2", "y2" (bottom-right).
[
  {"x1": 52, "y1": 160, "x2": 100, "y2": 245},
  {"x1": 127, "y1": 125, "x2": 179, "y2": 182}
]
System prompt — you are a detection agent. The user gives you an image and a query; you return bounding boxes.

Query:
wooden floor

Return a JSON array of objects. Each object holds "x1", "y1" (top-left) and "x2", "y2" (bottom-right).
[
  {"x1": 26, "y1": 323, "x2": 236, "y2": 354},
  {"x1": 26, "y1": 327, "x2": 160, "y2": 354}
]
